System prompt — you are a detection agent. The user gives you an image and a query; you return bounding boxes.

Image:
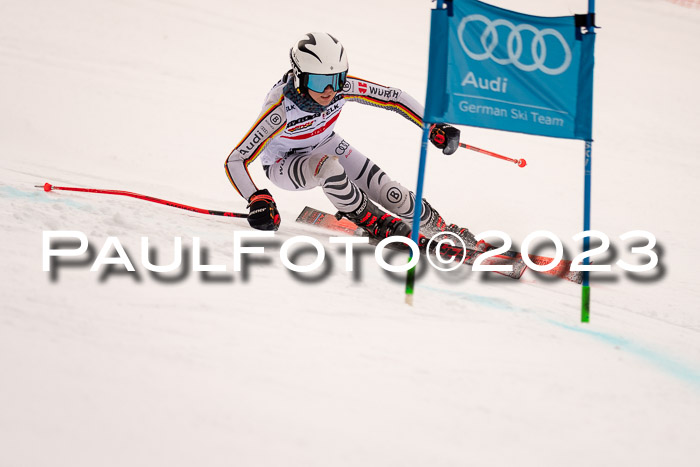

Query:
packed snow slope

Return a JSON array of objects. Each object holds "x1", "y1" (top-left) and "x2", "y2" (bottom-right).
[{"x1": 1, "y1": 1, "x2": 699, "y2": 466}]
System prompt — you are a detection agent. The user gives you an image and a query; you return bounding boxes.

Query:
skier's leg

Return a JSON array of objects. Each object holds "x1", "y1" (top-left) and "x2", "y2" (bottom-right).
[
  {"x1": 321, "y1": 134, "x2": 476, "y2": 246},
  {"x1": 318, "y1": 134, "x2": 424, "y2": 220},
  {"x1": 264, "y1": 150, "x2": 410, "y2": 238},
  {"x1": 265, "y1": 151, "x2": 362, "y2": 212}
]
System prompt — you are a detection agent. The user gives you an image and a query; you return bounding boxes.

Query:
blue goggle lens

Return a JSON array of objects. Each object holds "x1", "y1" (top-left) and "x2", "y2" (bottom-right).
[{"x1": 305, "y1": 71, "x2": 347, "y2": 93}]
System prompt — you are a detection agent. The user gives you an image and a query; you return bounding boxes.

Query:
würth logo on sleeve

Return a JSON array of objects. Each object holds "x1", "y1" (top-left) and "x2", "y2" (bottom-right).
[{"x1": 358, "y1": 82, "x2": 367, "y2": 94}]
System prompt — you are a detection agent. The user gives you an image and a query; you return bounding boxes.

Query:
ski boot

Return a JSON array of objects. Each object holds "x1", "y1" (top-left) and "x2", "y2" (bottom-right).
[
  {"x1": 420, "y1": 199, "x2": 477, "y2": 248},
  {"x1": 338, "y1": 192, "x2": 412, "y2": 239}
]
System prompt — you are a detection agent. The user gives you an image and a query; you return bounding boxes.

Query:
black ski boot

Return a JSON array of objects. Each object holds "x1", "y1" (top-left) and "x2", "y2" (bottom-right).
[
  {"x1": 420, "y1": 199, "x2": 477, "y2": 248},
  {"x1": 338, "y1": 193, "x2": 412, "y2": 239}
]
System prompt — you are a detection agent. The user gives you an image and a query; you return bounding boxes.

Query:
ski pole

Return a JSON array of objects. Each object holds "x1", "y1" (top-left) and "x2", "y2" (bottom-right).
[
  {"x1": 458, "y1": 142, "x2": 527, "y2": 168},
  {"x1": 36, "y1": 183, "x2": 248, "y2": 218}
]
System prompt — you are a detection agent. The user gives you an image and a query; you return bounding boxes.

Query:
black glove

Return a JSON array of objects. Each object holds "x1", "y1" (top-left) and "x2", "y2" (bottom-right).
[
  {"x1": 247, "y1": 189, "x2": 281, "y2": 231},
  {"x1": 429, "y1": 123, "x2": 460, "y2": 155}
]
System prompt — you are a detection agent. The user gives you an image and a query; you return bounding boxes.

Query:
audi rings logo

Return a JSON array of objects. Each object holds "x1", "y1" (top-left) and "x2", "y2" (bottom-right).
[
  {"x1": 458, "y1": 15, "x2": 572, "y2": 75},
  {"x1": 335, "y1": 140, "x2": 350, "y2": 156}
]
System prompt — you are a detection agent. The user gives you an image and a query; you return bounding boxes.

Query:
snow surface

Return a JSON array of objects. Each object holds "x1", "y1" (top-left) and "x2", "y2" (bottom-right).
[{"x1": 1, "y1": 0, "x2": 699, "y2": 466}]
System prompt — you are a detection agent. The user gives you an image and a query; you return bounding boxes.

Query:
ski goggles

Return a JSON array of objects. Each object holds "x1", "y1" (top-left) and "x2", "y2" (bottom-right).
[{"x1": 303, "y1": 71, "x2": 348, "y2": 93}]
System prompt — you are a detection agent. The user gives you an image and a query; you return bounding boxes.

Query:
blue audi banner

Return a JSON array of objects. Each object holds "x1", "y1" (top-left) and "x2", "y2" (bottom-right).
[{"x1": 425, "y1": 0, "x2": 595, "y2": 140}]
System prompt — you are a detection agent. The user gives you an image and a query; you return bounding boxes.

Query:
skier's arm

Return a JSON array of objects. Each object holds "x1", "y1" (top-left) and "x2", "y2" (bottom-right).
[
  {"x1": 224, "y1": 92, "x2": 287, "y2": 200},
  {"x1": 343, "y1": 76, "x2": 460, "y2": 155},
  {"x1": 341, "y1": 76, "x2": 424, "y2": 128}
]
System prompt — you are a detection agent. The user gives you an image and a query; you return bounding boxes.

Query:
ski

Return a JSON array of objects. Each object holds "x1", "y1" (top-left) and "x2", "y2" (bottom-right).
[
  {"x1": 509, "y1": 251, "x2": 582, "y2": 283},
  {"x1": 295, "y1": 206, "x2": 582, "y2": 284},
  {"x1": 295, "y1": 206, "x2": 527, "y2": 280}
]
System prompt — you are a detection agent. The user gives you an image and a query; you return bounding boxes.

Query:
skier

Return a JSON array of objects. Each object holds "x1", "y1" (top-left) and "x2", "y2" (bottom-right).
[{"x1": 225, "y1": 32, "x2": 476, "y2": 246}]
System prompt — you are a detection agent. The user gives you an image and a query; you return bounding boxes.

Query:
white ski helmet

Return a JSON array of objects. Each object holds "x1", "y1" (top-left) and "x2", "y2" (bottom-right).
[{"x1": 290, "y1": 32, "x2": 349, "y2": 93}]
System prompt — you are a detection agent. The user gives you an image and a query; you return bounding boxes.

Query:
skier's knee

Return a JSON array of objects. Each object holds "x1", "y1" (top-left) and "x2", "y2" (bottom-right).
[
  {"x1": 308, "y1": 154, "x2": 344, "y2": 185},
  {"x1": 379, "y1": 181, "x2": 412, "y2": 216}
]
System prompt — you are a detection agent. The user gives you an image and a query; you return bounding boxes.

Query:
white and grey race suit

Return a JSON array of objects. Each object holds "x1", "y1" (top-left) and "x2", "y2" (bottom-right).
[{"x1": 225, "y1": 71, "x2": 431, "y2": 221}]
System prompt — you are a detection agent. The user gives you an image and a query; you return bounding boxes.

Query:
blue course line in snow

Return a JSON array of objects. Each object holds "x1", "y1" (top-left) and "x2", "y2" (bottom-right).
[
  {"x1": 420, "y1": 284, "x2": 700, "y2": 390},
  {"x1": 543, "y1": 319, "x2": 700, "y2": 390},
  {"x1": 0, "y1": 186, "x2": 88, "y2": 209}
]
